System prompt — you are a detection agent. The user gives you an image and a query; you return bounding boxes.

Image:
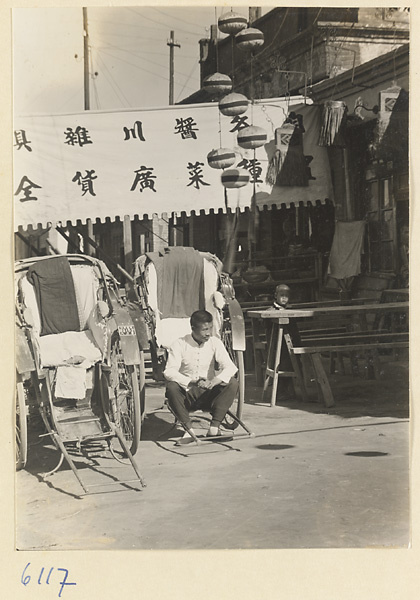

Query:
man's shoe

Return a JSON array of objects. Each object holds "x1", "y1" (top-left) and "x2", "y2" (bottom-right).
[
  {"x1": 206, "y1": 427, "x2": 233, "y2": 442},
  {"x1": 175, "y1": 429, "x2": 197, "y2": 445}
]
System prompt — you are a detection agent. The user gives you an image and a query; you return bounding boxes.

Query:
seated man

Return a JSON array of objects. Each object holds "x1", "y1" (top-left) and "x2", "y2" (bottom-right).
[{"x1": 164, "y1": 309, "x2": 238, "y2": 441}]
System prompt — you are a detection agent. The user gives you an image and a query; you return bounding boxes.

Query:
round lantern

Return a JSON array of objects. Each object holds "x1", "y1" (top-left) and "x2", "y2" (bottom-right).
[
  {"x1": 221, "y1": 168, "x2": 250, "y2": 189},
  {"x1": 218, "y1": 11, "x2": 248, "y2": 35},
  {"x1": 207, "y1": 148, "x2": 236, "y2": 170},
  {"x1": 237, "y1": 125, "x2": 267, "y2": 149},
  {"x1": 235, "y1": 27, "x2": 265, "y2": 52},
  {"x1": 202, "y1": 72, "x2": 232, "y2": 96},
  {"x1": 219, "y1": 92, "x2": 249, "y2": 116}
]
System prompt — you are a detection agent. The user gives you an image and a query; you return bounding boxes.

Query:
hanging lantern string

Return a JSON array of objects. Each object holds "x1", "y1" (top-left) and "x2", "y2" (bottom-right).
[
  {"x1": 218, "y1": 109, "x2": 222, "y2": 147},
  {"x1": 285, "y1": 72, "x2": 291, "y2": 114},
  {"x1": 231, "y1": 36, "x2": 235, "y2": 88},
  {"x1": 250, "y1": 52, "x2": 254, "y2": 123}
]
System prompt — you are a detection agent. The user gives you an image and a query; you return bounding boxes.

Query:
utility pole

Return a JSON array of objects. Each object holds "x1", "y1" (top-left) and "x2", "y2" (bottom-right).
[
  {"x1": 83, "y1": 7, "x2": 90, "y2": 111},
  {"x1": 83, "y1": 7, "x2": 95, "y2": 256},
  {"x1": 167, "y1": 30, "x2": 180, "y2": 105}
]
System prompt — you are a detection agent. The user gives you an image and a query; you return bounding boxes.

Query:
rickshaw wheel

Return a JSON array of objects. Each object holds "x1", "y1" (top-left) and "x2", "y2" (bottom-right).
[
  {"x1": 221, "y1": 326, "x2": 245, "y2": 420},
  {"x1": 109, "y1": 335, "x2": 141, "y2": 455},
  {"x1": 16, "y1": 378, "x2": 28, "y2": 471}
]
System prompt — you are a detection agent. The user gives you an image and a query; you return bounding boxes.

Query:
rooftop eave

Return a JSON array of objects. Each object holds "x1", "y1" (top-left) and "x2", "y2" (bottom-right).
[{"x1": 307, "y1": 43, "x2": 409, "y2": 102}]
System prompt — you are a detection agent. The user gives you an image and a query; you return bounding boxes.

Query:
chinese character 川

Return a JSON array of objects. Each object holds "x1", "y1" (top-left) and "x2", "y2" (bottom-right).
[
  {"x1": 187, "y1": 162, "x2": 210, "y2": 189},
  {"x1": 14, "y1": 130, "x2": 32, "y2": 152},
  {"x1": 14, "y1": 176, "x2": 41, "y2": 202},
  {"x1": 72, "y1": 170, "x2": 97, "y2": 196},
  {"x1": 123, "y1": 121, "x2": 146, "y2": 142},
  {"x1": 174, "y1": 117, "x2": 198, "y2": 140},
  {"x1": 64, "y1": 126, "x2": 93, "y2": 147},
  {"x1": 131, "y1": 166, "x2": 157, "y2": 193}
]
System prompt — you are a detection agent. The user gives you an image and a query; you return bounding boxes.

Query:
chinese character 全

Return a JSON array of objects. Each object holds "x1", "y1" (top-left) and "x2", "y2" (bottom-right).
[{"x1": 14, "y1": 176, "x2": 41, "y2": 202}]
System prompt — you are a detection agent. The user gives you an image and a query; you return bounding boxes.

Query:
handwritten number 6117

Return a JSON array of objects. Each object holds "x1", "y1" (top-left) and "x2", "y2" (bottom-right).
[{"x1": 21, "y1": 563, "x2": 77, "y2": 597}]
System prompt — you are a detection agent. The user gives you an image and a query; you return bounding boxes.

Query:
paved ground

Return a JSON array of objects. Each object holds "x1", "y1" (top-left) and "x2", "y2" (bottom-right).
[{"x1": 16, "y1": 356, "x2": 409, "y2": 550}]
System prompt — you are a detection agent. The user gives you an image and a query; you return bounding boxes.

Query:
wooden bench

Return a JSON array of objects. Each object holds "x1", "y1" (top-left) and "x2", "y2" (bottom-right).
[{"x1": 291, "y1": 337, "x2": 409, "y2": 406}]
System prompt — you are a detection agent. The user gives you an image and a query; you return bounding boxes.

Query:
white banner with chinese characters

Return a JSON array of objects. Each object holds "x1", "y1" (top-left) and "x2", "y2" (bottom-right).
[{"x1": 14, "y1": 98, "x2": 333, "y2": 230}]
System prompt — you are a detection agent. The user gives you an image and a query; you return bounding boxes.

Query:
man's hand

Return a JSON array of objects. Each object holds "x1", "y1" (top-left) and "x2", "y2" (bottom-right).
[{"x1": 197, "y1": 377, "x2": 223, "y2": 389}]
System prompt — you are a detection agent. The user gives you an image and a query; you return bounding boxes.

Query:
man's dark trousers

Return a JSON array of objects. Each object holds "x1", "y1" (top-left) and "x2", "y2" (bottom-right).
[{"x1": 165, "y1": 377, "x2": 238, "y2": 428}]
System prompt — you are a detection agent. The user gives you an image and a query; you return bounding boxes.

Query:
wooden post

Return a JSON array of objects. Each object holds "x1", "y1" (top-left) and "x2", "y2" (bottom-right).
[
  {"x1": 86, "y1": 219, "x2": 94, "y2": 256},
  {"x1": 189, "y1": 214, "x2": 194, "y2": 247},
  {"x1": 343, "y1": 148, "x2": 353, "y2": 220},
  {"x1": 123, "y1": 215, "x2": 133, "y2": 273}
]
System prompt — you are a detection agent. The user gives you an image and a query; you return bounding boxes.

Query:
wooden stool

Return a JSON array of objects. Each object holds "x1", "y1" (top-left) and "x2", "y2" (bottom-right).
[{"x1": 262, "y1": 323, "x2": 308, "y2": 407}]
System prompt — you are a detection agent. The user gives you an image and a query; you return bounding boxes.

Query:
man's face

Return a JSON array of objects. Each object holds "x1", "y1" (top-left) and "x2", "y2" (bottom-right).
[{"x1": 192, "y1": 322, "x2": 212, "y2": 344}]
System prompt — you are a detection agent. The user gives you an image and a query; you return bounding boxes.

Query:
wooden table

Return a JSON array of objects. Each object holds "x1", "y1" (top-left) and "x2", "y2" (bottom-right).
[{"x1": 248, "y1": 302, "x2": 409, "y2": 408}]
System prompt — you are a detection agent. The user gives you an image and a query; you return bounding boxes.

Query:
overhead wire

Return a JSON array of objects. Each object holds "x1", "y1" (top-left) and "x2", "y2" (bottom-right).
[
  {"x1": 95, "y1": 50, "x2": 132, "y2": 107},
  {"x1": 97, "y1": 47, "x2": 197, "y2": 93},
  {"x1": 151, "y1": 6, "x2": 210, "y2": 30},
  {"x1": 97, "y1": 41, "x2": 194, "y2": 79},
  {"x1": 89, "y1": 46, "x2": 101, "y2": 109},
  {"x1": 175, "y1": 61, "x2": 199, "y2": 103},
  {"x1": 124, "y1": 7, "x2": 206, "y2": 38}
]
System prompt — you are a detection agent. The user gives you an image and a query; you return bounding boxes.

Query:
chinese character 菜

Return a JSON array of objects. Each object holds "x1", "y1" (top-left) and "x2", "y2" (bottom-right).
[
  {"x1": 174, "y1": 117, "x2": 198, "y2": 140},
  {"x1": 186, "y1": 162, "x2": 210, "y2": 189},
  {"x1": 123, "y1": 121, "x2": 146, "y2": 142},
  {"x1": 72, "y1": 170, "x2": 97, "y2": 196},
  {"x1": 14, "y1": 176, "x2": 41, "y2": 202},
  {"x1": 14, "y1": 130, "x2": 32, "y2": 152},
  {"x1": 131, "y1": 166, "x2": 157, "y2": 193},
  {"x1": 64, "y1": 126, "x2": 93, "y2": 147}
]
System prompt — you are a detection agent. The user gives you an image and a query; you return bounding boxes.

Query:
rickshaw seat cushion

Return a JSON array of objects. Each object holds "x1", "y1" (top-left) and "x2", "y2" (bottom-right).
[{"x1": 38, "y1": 330, "x2": 102, "y2": 368}]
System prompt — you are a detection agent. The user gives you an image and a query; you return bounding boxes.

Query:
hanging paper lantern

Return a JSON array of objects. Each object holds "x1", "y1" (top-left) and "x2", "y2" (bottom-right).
[
  {"x1": 202, "y1": 72, "x2": 232, "y2": 96},
  {"x1": 237, "y1": 125, "x2": 267, "y2": 149},
  {"x1": 219, "y1": 92, "x2": 249, "y2": 116},
  {"x1": 235, "y1": 28, "x2": 265, "y2": 52},
  {"x1": 218, "y1": 11, "x2": 248, "y2": 35},
  {"x1": 207, "y1": 148, "x2": 236, "y2": 170},
  {"x1": 221, "y1": 168, "x2": 250, "y2": 189}
]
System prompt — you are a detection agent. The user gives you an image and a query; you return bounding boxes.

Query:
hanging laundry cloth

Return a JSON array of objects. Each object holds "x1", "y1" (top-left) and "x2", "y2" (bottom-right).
[{"x1": 328, "y1": 220, "x2": 366, "y2": 280}]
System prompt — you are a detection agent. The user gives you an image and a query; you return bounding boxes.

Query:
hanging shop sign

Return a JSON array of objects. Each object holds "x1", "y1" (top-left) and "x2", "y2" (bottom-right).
[{"x1": 13, "y1": 99, "x2": 333, "y2": 230}]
